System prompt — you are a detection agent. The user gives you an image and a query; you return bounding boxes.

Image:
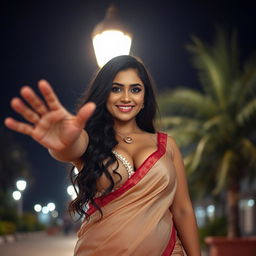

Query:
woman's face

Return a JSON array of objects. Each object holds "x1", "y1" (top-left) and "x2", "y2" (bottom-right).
[{"x1": 106, "y1": 68, "x2": 145, "y2": 123}]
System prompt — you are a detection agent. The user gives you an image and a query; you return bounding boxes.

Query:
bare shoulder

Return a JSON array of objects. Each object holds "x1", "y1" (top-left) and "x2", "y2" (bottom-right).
[{"x1": 164, "y1": 134, "x2": 180, "y2": 159}]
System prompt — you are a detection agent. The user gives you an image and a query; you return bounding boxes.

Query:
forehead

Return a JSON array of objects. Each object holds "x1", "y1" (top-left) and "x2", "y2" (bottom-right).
[{"x1": 113, "y1": 68, "x2": 144, "y2": 85}]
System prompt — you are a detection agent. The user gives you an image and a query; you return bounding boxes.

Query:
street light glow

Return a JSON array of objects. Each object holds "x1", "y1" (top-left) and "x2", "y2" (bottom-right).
[
  {"x1": 16, "y1": 180, "x2": 27, "y2": 191},
  {"x1": 74, "y1": 167, "x2": 79, "y2": 175},
  {"x1": 67, "y1": 185, "x2": 78, "y2": 200},
  {"x1": 51, "y1": 210, "x2": 58, "y2": 218},
  {"x1": 67, "y1": 185, "x2": 75, "y2": 196},
  {"x1": 42, "y1": 206, "x2": 49, "y2": 214},
  {"x1": 92, "y1": 5, "x2": 132, "y2": 68},
  {"x1": 47, "y1": 202, "x2": 56, "y2": 212},
  {"x1": 248, "y1": 199, "x2": 255, "y2": 207},
  {"x1": 34, "y1": 204, "x2": 42, "y2": 212},
  {"x1": 12, "y1": 190, "x2": 21, "y2": 200},
  {"x1": 92, "y1": 30, "x2": 132, "y2": 68}
]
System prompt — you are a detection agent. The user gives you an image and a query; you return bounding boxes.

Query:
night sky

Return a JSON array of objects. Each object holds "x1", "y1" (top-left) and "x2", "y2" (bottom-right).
[{"x1": 1, "y1": 0, "x2": 256, "y2": 214}]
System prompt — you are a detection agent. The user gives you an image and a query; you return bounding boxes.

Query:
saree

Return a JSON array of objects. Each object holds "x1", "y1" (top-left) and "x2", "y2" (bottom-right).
[{"x1": 74, "y1": 132, "x2": 185, "y2": 256}]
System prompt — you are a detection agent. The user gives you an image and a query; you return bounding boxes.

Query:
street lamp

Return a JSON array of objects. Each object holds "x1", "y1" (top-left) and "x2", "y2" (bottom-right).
[
  {"x1": 16, "y1": 180, "x2": 27, "y2": 191},
  {"x1": 47, "y1": 202, "x2": 56, "y2": 212},
  {"x1": 13, "y1": 179, "x2": 27, "y2": 216},
  {"x1": 67, "y1": 185, "x2": 77, "y2": 200},
  {"x1": 12, "y1": 190, "x2": 21, "y2": 201},
  {"x1": 34, "y1": 203, "x2": 42, "y2": 223},
  {"x1": 92, "y1": 4, "x2": 132, "y2": 68},
  {"x1": 42, "y1": 206, "x2": 49, "y2": 214},
  {"x1": 34, "y1": 204, "x2": 42, "y2": 213}
]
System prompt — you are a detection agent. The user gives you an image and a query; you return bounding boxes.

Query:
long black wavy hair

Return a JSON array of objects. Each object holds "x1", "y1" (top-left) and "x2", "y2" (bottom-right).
[{"x1": 69, "y1": 55, "x2": 158, "y2": 219}]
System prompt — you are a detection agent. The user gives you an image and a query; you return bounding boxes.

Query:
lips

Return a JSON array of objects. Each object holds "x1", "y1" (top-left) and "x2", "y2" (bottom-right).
[{"x1": 116, "y1": 105, "x2": 135, "y2": 113}]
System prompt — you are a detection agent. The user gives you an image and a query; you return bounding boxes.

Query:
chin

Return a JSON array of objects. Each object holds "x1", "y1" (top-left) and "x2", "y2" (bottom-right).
[
  {"x1": 114, "y1": 116, "x2": 135, "y2": 123},
  {"x1": 112, "y1": 113, "x2": 137, "y2": 122}
]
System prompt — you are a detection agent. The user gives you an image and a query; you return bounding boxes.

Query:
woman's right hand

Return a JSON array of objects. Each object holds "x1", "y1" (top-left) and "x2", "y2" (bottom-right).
[{"x1": 4, "y1": 80, "x2": 96, "y2": 152}]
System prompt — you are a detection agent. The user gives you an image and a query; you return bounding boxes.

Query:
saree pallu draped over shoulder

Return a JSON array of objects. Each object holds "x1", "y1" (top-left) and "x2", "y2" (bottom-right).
[{"x1": 74, "y1": 132, "x2": 185, "y2": 256}]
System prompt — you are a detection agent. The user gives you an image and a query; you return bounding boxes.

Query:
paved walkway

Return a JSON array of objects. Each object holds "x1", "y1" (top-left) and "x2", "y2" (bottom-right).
[
  {"x1": 1, "y1": 232, "x2": 209, "y2": 256},
  {"x1": 1, "y1": 232, "x2": 77, "y2": 256}
]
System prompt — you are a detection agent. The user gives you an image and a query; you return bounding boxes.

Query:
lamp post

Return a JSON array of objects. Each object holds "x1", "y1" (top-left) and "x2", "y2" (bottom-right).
[
  {"x1": 34, "y1": 203, "x2": 42, "y2": 222},
  {"x1": 13, "y1": 179, "x2": 27, "y2": 217},
  {"x1": 16, "y1": 180, "x2": 27, "y2": 192},
  {"x1": 92, "y1": 4, "x2": 133, "y2": 68}
]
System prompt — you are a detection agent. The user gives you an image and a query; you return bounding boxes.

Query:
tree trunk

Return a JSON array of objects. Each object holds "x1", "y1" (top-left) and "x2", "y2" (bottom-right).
[{"x1": 227, "y1": 180, "x2": 241, "y2": 237}]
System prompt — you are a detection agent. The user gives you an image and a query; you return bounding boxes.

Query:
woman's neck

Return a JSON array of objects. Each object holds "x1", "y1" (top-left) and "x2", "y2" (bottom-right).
[{"x1": 114, "y1": 119, "x2": 142, "y2": 135}]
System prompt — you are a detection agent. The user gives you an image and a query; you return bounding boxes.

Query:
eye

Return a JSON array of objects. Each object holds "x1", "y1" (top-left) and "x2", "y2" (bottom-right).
[
  {"x1": 111, "y1": 86, "x2": 121, "y2": 93},
  {"x1": 131, "y1": 87, "x2": 142, "y2": 93}
]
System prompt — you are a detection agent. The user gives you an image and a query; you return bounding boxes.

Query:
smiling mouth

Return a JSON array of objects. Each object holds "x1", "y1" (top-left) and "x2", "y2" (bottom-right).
[{"x1": 116, "y1": 105, "x2": 135, "y2": 112}]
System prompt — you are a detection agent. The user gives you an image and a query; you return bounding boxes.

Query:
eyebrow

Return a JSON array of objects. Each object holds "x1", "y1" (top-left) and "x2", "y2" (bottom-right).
[{"x1": 112, "y1": 82, "x2": 143, "y2": 87}]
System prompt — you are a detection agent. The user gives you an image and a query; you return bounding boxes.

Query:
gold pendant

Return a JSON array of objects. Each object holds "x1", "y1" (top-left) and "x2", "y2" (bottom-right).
[{"x1": 123, "y1": 136, "x2": 133, "y2": 144}]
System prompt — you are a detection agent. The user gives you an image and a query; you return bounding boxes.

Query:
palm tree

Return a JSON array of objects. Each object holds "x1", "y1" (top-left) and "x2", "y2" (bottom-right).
[{"x1": 158, "y1": 28, "x2": 256, "y2": 238}]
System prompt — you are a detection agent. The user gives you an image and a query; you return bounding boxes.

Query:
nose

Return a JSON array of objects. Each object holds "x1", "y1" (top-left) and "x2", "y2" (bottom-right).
[{"x1": 121, "y1": 89, "x2": 131, "y2": 103}]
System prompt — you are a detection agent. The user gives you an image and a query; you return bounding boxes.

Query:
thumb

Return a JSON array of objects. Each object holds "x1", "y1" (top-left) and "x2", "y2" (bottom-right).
[{"x1": 75, "y1": 102, "x2": 96, "y2": 128}]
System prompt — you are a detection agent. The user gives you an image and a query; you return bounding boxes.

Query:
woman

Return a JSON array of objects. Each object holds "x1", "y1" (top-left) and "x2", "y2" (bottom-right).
[{"x1": 4, "y1": 55, "x2": 201, "y2": 255}]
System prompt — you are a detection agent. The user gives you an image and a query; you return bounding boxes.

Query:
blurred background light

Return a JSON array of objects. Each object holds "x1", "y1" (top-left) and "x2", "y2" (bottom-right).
[
  {"x1": 34, "y1": 204, "x2": 42, "y2": 212},
  {"x1": 12, "y1": 191, "x2": 21, "y2": 201}
]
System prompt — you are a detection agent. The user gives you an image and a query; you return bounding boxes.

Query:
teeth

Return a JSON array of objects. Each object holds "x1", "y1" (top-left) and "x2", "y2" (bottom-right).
[
  {"x1": 120, "y1": 106, "x2": 131, "y2": 109},
  {"x1": 118, "y1": 106, "x2": 132, "y2": 110}
]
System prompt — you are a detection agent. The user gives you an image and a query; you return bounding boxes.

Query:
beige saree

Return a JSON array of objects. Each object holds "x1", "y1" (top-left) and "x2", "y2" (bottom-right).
[{"x1": 74, "y1": 132, "x2": 185, "y2": 256}]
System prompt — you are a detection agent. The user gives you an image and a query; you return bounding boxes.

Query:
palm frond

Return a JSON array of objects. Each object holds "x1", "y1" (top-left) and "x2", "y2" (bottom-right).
[
  {"x1": 158, "y1": 89, "x2": 217, "y2": 118},
  {"x1": 187, "y1": 29, "x2": 242, "y2": 111},
  {"x1": 184, "y1": 153, "x2": 194, "y2": 169},
  {"x1": 203, "y1": 115, "x2": 223, "y2": 130},
  {"x1": 236, "y1": 68, "x2": 256, "y2": 109},
  {"x1": 187, "y1": 36, "x2": 226, "y2": 108},
  {"x1": 188, "y1": 135, "x2": 211, "y2": 173},
  {"x1": 161, "y1": 116, "x2": 202, "y2": 128},
  {"x1": 164, "y1": 127, "x2": 201, "y2": 148},
  {"x1": 213, "y1": 150, "x2": 237, "y2": 194},
  {"x1": 237, "y1": 98, "x2": 256, "y2": 125},
  {"x1": 185, "y1": 154, "x2": 219, "y2": 199},
  {"x1": 240, "y1": 138, "x2": 256, "y2": 167}
]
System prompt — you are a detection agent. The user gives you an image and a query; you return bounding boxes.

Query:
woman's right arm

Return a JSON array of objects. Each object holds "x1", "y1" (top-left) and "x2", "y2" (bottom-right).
[
  {"x1": 4, "y1": 80, "x2": 95, "y2": 168},
  {"x1": 48, "y1": 129, "x2": 89, "y2": 169}
]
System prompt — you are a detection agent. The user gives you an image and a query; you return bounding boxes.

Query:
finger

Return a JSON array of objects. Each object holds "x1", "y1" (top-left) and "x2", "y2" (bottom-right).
[
  {"x1": 11, "y1": 98, "x2": 40, "y2": 124},
  {"x1": 4, "y1": 117, "x2": 34, "y2": 136},
  {"x1": 74, "y1": 102, "x2": 96, "y2": 128},
  {"x1": 38, "y1": 80, "x2": 62, "y2": 110},
  {"x1": 20, "y1": 86, "x2": 48, "y2": 115}
]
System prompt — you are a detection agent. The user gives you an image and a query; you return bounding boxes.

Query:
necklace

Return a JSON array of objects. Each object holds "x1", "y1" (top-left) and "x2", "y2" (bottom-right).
[{"x1": 116, "y1": 132, "x2": 134, "y2": 144}]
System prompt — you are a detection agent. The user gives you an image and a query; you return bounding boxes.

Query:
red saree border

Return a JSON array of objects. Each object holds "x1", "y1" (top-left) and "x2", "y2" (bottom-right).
[
  {"x1": 87, "y1": 132, "x2": 167, "y2": 216},
  {"x1": 162, "y1": 225, "x2": 176, "y2": 256}
]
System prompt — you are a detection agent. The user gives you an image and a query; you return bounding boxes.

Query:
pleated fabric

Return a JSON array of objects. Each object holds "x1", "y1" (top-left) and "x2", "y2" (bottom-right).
[{"x1": 74, "y1": 132, "x2": 185, "y2": 256}]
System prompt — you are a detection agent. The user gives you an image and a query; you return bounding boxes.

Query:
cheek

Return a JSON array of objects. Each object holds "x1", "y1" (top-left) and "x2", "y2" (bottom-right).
[
  {"x1": 106, "y1": 94, "x2": 117, "y2": 111},
  {"x1": 135, "y1": 92, "x2": 145, "y2": 104}
]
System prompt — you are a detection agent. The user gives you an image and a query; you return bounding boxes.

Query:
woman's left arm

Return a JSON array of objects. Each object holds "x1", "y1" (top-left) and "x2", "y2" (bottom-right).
[{"x1": 169, "y1": 136, "x2": 201, "y2": 256}]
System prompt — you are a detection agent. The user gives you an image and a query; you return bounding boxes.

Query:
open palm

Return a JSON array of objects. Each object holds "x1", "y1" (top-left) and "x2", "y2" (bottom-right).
[{"x1": 4, "y1": 80, "x2": 95, "y2": 151}]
